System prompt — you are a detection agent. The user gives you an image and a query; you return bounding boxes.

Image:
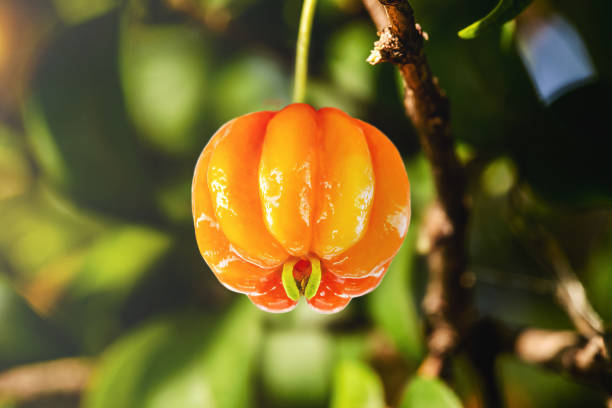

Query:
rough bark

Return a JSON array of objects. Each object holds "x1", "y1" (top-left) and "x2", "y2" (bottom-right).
[{"x1": 363, "y1": 0, "x2": 472, "y2": 375}]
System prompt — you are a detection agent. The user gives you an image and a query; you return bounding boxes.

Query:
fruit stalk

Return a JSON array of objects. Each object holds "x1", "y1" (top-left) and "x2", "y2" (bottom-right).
[{"x1": 293, "y1": 0, "x2": 318, "y2": 103}]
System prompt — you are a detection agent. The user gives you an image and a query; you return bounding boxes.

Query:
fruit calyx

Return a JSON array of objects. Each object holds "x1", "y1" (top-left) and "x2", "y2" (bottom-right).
[{"x1": 281, "y1": 256, "x2": 322, "y2": 301}]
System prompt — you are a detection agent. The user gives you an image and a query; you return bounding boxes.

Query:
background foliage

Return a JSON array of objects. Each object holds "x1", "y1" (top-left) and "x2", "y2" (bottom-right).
[{"x1": 0, "y1": 0, "x2": 611, "y2": 406}]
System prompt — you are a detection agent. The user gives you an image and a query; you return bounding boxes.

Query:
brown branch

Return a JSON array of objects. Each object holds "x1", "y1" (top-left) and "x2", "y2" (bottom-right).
[
  {"x1": 507, "y1": 190, "x2": 609, "y2": 381},
  {"x1": 513, "y1": 329, "x2": 612, "y2": 391},
  {"x1": 362, "y1": 0, "x2": 388, "y2": 30},
  {"x1": 0, "y1": 358, "x2": 92, "y2": 404},
  {"x1": 164, "y1": 0, "x2": 232, "y2": 31},
  {"x1": 361, "y1": 2, "x2": 612, "y2": 403},
  {"x1": 362, "y1": 0, "x2": 612, "y2": 401},
  {"x1": 507, "y1": 213, "x2": 611, "y2": 401},
  {"x1": 363, "y1": 0, "x2": 472, "y2": 373},
  {"x1": 508, "y1": 212, "x2": 605, "y2": 339}
]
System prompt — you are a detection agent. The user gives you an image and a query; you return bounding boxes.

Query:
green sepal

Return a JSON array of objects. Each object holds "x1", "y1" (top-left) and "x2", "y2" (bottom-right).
[
  {"x1": 282, "y1": 260, "x2": 300, "y2": 301},
  {"x1": 304, "y1": 257, "x2": 321, "y2": 299}
]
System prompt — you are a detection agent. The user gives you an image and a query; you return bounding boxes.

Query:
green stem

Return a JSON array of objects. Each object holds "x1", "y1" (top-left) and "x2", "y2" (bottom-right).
[{"x1": 293, "y1": 0, "x2": 318, "y2": 103}]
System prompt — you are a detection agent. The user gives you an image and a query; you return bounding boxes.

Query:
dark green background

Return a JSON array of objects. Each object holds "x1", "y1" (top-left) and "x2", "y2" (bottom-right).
[{"x1": 1, "y1": 0, "x2": 611, "y2": 406}]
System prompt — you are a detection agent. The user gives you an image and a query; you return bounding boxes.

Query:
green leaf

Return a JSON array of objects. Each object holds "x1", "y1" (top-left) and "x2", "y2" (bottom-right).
[
  {"x1": 70, "y1": 226, "x2": 172, "y2": 296},
  {"x1": 155, "y1": 177, "x2": 192, "y2": 223},
  {"x1": 497, "y1": 355, "x2": 604, "y2": 407},
  {"x1": 366, "y1": 157, "x2": 433, "y2": 362},
  {"x1": 330, "y1": 360, "x2": 386, "y2": 408},
  {"x1": 52, "y1": 0, "x2": 119, "y2": 24},
  {"x1": 213, "y1": 55, "x2": 289, "y2": 123},
  {"x1": 0, "y1": 125, "x2": 31, "y2": 201},
  {"x1": 586, "y1": 229, "x2": 612, "y2": 324},
  {"x1": 0, "y1": 274, "x2": 73, "y2": 367},
  {"x1": 23, "y1": 13, "x2": 155, "y2": 218},
  {"x1": 84, "y1": 300, "x2": 261, "y2": 408},
  {"x1": 327, "y1": 22, "x2": 378, "y2": 102},
  {"x1": 120, "y1": 23, "x2": 209, "y2": 156},
  {"x1": 399, "y1": 377, "x2": 462, "y2": 408},
  {"x1": 261, "y1": 329, "x2": 333, "y2": 406},
  {"x1": 458, "y1": 0, "x2": 533, "y2": 39},
  {"x1": 406, "y1": 155, "x2": 436, "y2": 214},
  {"x1": 500, "y1": 20, "x2": 517, "y2": 51},
  {"x1": 54, "y1": 225, "x2": 172, "y2": 351},
  {"x1": 307, "y1": 80, "x2": 361, "y2": 117},
  {"x1": 0, "y1": 191, "x2": 102, "y2": 280},
  {"x1": 202, "y1": 302, "x2": 262, "y2": 408},
  {"x1": 367, "y1": 232, "x2": 423, "y2": 361}
]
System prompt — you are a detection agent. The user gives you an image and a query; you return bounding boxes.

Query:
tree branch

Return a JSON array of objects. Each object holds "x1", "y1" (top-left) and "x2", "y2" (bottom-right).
[
  {"x1": 361, "y1": 1, "x2": 612, "y2": 402},
  {"x1": 513, "y1": 328, "x2": 612, "y2": 391},
  {"x1": 507, "y1": 197, "x2": 606, "y2": 339},
  {"x1": 0, "y1": 358, "x2": 92, "y2": 404},
  {"x1": 363, "y1": 0, "x2": 472, "y2": 373}
]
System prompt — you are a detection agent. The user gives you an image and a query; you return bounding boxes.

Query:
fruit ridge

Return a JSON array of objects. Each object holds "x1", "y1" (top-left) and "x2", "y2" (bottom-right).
[{"x1": 192, "y1": 103, "x2": 410, "y2": 313}]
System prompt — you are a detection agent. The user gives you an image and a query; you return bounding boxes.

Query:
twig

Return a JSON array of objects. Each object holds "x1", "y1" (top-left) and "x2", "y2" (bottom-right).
[
  {"x1": 363, "y1": 0, "x2": 471, "y2": 373},
  {"x1": 513, "y1": 328, "x2": 612, "y2": 391},
  {"x1": 507, "y1": 189, "x2": 609, "y2": 382},
  {"x1": 506, "y1": 205, "x2": 611, "y2": 402},
  {"x1": 361, "y1": 1, "x2": 612, "y2": 401},
  {"x1": 509, "y1": 216, "x2": 605, "y2": 338},
  {"x1": 0, "y1": 358, "x2": 92, "y2": 404}
]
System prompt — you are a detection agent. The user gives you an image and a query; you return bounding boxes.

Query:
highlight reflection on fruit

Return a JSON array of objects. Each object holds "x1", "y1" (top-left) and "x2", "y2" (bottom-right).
[{"x1": 192, "y1": 103, "x2": 410, "y2": 313}]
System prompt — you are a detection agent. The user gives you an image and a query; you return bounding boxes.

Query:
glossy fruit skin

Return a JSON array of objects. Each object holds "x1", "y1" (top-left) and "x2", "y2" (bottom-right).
[{"x1": 192, "y1": 103, "x2": 410, "y2": 313}]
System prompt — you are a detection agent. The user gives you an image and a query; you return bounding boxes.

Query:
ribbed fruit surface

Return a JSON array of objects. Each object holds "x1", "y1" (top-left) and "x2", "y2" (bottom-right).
[{"x1": 192, "y1": 103, "x2": 410, "y2": 313}]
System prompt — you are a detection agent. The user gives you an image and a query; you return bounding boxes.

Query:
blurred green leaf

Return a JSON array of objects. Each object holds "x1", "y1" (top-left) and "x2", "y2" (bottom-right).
[
  {"x1": 24, "y1": 13, "x2": 155, "y2": 218},
  {"x1": 155, "y1": 177, "x2": 192, "y2": 223},
  {"x1": 334, "y1": 334, "x2": 370, "y2": 362},
  {"x1": 330, "y1": 360, "x2": 385, "y2": 408},
  {"x1": 405, "y1": 155, "x2": 435, "y2": 213},
  {"x1": 120, "y1": 23, "x2": 209, "y2": 155},
  {"x1": 22, "y1": 100, "x2": 68, "y2": 186},
  {"x1": 367, "y1": 156, "x2": 432, "y2": 361},
  {"x1": 203, "y1": 302, "x2": 262, "y2": 408},
  {"x1": 261, "y1": 329, "x2": 333, "y2": 406},
  {"x1": 213, "y1": 54, "x2": 289, "y2": 123},
  {"x1": 193, "y1": 0, "x2": 256, "y2": 16},
  {"x1": 53, "y1": 0, "x2": 119, "y2": 24},
  {"x1": 497, "y1": 355, "x2": 605, "y2": 407},
  {"x1": 500, "y1": 19, "x2": 516, "y2": 51},
  {"x1": 0, "y1": 126, "x2": 31, "y2": 201},
  {"x1": 586, "y1": 228, "x2": 612, "y2": 324},
  {"x1": 320, "y1": 0, "x2": 361, "y2": 14},
  {"x1": 481, "y1": 157, "x2": 517, "y2": 197},
  {"x1": 468, "y1": 192, "x2": 571, "y2": 329},
  {"x1": 368, "y1": 231, "x2": 423, "y2": 361},
  {"x1": 0, "y1": 192, "x2": 101, "y2": 279},
  {"x1": 327, "y1": 22, "x2": 378, "y2": 102},
  {"x1": 0, "y1": 274, "x2": 73, "y2": 368},
  {"x1": 71, "y1": 226, "x2": 171, "y2": 295},
  {"x1": 458, "y1": 0, "x2": 532, "y2": 39},
  {"x1": 454, "y1": 142, "x2": 476, "y2": 165},
  {"x1": 84, "y1": 300, "x2": 261, "y2": 408},
  {"x1": 55, "y1": 225, "x2": 172, "y2": 351},
  {"x1": 450, "y1": 355, "x2": 485, "y2": 408},
  {"x1": 307, "y1": 80, "x2": 362, "y2": 117},
  {"x1": 399, "y1": 376, "x2": 462, "y2": 408}
]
